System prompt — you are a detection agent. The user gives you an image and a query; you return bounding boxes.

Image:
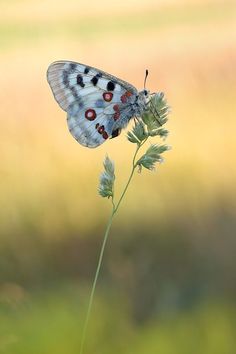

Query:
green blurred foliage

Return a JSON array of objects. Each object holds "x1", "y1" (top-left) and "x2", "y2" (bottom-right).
[{"x1": 0, "y1": 285, "x2": 235, "y2": 354}]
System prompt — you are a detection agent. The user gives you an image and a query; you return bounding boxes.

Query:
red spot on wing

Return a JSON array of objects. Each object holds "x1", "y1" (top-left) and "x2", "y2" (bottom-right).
[
  {"x1": 113, "y1": 104, "x2": 119, "y2": 111},
  {"x1": 113, "y1": 104, "x2": 120, "y2": 120},
  {"x1": 85, "y1": 109, "x2": 96, "y2": 121},
  {"x1": 95, "y1": 123, "x2": 108, "y2": 140},
  {"x1": 114, "y1": 112, "x2": 120, "y2": 121},
  {"x1": 121, "y1": 91, "x2": 133, "y2": 103},
  {"x1": 103, "y1": 92, "x2": 113, "y2": 102},
  {"x1": 120, "y1": 95, "x2": 127, "y2": 103},
  {"x1": 98, "y1": 125, "x2": 105, "y2": 134},
  {"x1": 102, "y1": 131, "x2": 108, "y2": 140}
]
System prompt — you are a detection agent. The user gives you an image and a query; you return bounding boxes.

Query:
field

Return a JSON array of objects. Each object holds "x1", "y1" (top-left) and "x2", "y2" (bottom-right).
[{"x1": 0, "y1": 0, "x2": 236, "y2": 353}]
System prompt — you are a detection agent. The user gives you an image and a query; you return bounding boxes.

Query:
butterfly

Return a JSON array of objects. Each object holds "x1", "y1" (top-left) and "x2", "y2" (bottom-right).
[{"x1": 47, "y1": 61, "x2": 155, "y2": 148}]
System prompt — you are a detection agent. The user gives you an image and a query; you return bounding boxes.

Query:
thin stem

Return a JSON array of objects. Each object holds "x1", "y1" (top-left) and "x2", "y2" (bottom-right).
[
  {"x1": 80, "y1": 206, "x2": 115, "y2": 354},
  {"x1": 114, "y1": 144, "x2": 140, "y2": 213},
  {"x1": 114, "y1": 138, "x2": 147, "y2": 213},
  {"x1": 80, "y1": 141, "x2": 145, "y2": 354}
]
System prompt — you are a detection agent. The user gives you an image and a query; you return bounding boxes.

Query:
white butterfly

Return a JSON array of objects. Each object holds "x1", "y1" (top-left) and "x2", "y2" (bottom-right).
[{"x1": 47, "y1": 61, "x2": 154, "y2": 148}]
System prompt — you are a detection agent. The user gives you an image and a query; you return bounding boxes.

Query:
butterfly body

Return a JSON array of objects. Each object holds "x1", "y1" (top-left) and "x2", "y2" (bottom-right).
[{"x1": 47, "y1": 61, "x2": 150, "y2": 148}]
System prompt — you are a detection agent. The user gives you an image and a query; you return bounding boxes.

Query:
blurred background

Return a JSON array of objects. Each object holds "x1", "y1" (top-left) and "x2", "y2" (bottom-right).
[{"x1": 0, "y1": 0, "x2": 236, "y2": 353}]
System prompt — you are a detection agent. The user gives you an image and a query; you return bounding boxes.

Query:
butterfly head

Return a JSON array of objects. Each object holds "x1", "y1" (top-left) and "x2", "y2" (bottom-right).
[
  {"x1": 138, "y1": 89, "x2": 151, "y2": 107},
  {"x1": 138, "y1": 89, "x2": 162, "y2": 126}
]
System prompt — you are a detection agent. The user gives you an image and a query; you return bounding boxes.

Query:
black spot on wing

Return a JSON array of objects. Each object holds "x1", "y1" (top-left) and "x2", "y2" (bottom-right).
[
  {"x1": 111, "y1": 128, "x2": 121, "y2": 139},
  {"x1": 84, "y1": 67, "x2": 90, "y2": 74},
  {"x1": 91, "y1": 76, "x2": 98, "y2": 86},
  {"x1": 76, "y1": 74, "x2": 85, "y2": 87},
  {"x1": 91, "y1": 73, "x2": 102, "y2": 86},
  {"x1": 107, "y1": 81, "x2": 115, "y2": 91}
]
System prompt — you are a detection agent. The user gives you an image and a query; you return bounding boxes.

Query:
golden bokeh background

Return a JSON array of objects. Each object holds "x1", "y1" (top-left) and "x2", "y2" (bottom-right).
[{"x1": 0, "y1": 0, "x2": 235, "y2": 353}]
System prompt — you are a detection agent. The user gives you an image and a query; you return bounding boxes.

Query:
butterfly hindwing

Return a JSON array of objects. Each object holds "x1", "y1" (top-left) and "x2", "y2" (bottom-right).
[
  {"x1": 67, "y1": 104, "x2": 114, "y2": 147},
  {"x1": 47, "y1": 61, "x2": 138, "y2": 147}
]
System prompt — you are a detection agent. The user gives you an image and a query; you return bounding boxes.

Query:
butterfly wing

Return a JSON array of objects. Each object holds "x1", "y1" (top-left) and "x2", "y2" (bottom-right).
[{"x1": 47, "y1": 61, "x2": 138, "y2": 148}]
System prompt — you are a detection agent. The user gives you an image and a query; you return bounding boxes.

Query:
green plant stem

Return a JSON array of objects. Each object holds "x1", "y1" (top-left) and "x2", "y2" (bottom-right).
[
  {"x1": 114, "y1": 143, "x2": 141, "y2": 212},
  {"x1": 79, "y1": 206, "x2": 115, "y2": 354},
  {"x1": 80, "y1": 141, "x2": 145, "y2": 354}
]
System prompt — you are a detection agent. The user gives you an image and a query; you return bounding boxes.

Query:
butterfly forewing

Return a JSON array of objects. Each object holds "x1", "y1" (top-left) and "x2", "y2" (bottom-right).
[{"x1": 47, "y1": 61, "x2": 138, "y2": 147}]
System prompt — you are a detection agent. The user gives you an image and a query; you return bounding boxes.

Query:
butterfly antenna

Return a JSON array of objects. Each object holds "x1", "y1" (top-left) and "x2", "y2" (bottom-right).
[{"x1": 144, "y1": 69, "x2": 148, "y2": 89}]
